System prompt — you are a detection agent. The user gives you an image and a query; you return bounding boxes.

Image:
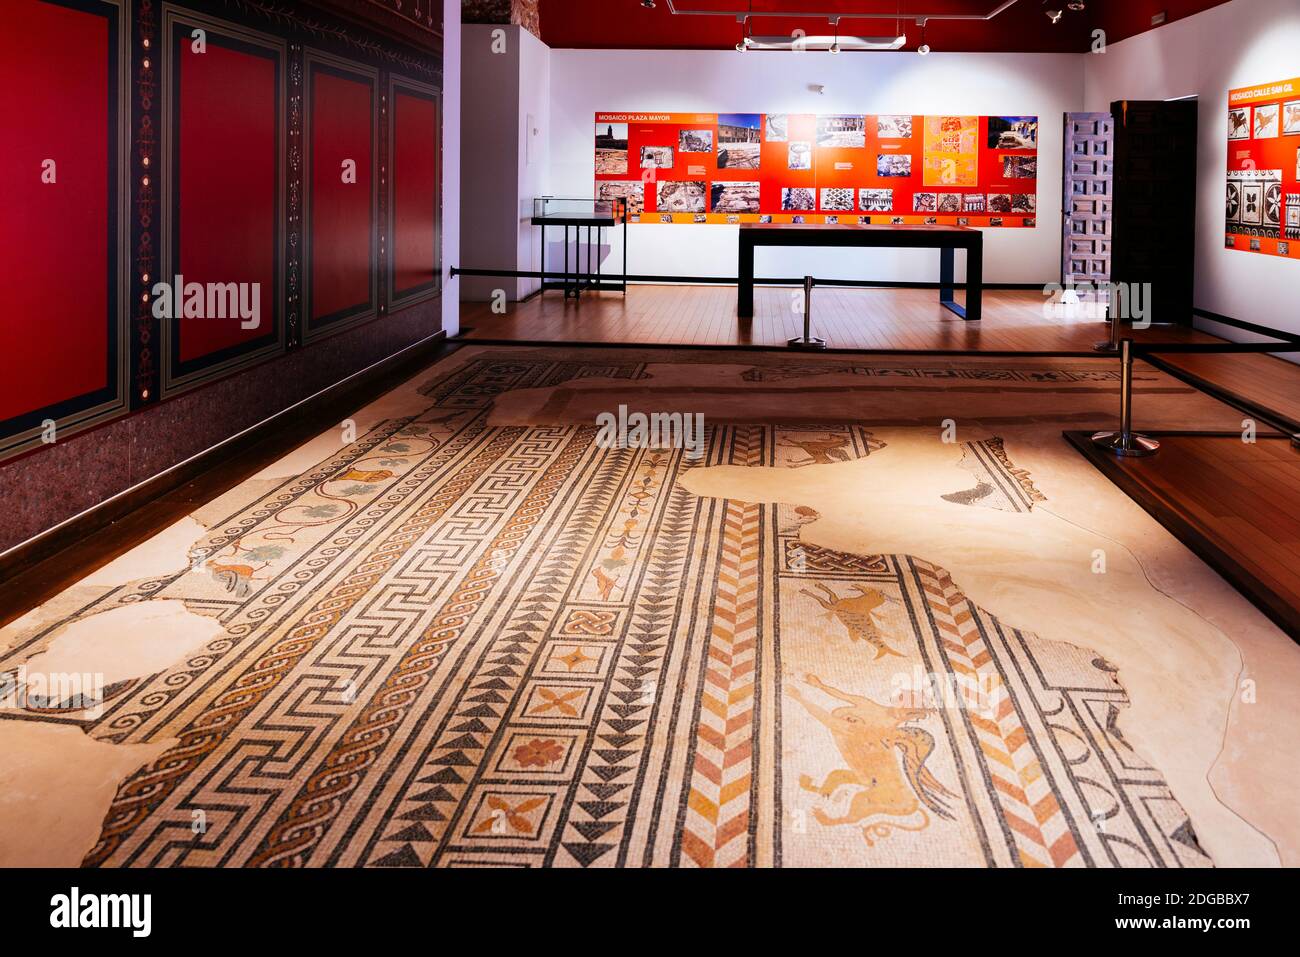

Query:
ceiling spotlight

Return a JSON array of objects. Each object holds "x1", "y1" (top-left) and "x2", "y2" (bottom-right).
[
  {"x1": 641, "y1": 0, "x2": 655, "y2": 9},
  {"x1": 1046, "y1": 9, "x2": 1063, "y2": 23},
  {"x1": 918, "y1": 43, "x2": 930, "y2": 55}
]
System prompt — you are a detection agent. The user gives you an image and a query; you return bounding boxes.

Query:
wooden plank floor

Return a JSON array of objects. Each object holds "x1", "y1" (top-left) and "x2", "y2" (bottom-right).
[
  {"x1": 1069, "y1": 432, "x2": 1300, "y2": 638},
  {"x1": 1149, "y1": 351, "x2": 1300, "y2": 430},
  {"x1": 460, "y1": 285, "x2": 1220, "y2": 353}
]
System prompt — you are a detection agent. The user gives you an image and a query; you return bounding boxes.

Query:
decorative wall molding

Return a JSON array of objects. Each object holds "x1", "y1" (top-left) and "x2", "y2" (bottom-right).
[{"x1": 229, "y1": 0, "x2": 442, "y2": 80}]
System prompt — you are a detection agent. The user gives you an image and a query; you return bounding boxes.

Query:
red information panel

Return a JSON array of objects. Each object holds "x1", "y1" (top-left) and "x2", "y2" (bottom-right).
[
  {"x1": 595, "y1": 111, "x2": 1038, "y2": 227},
  {"x1": 307, "y1": 59, "x2": 376, "y2": 334},
  {"x1": 0, "y1": 0, "x2": 114, "y2": 426},
  {"x1": 1226, "y1": 77, "x2": 1300, "y2": 260}
]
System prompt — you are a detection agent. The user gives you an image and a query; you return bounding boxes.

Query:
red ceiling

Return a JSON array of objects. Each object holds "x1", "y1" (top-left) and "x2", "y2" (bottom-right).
[{"x1": 537, "y1": 0, "x2": 1233, "y2": 54}]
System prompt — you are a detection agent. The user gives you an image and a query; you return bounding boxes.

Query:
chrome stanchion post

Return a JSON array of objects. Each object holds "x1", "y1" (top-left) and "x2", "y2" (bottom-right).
[
  {"x1": 1091, "y1": 338, "x2": 1160, "y2": 457},
  {"x1": 1094, "y1": 287, "x2": 1119, "y2": 353},
  {"x1": 788, "y1": 275, "x2": 827, "y2": 351}
]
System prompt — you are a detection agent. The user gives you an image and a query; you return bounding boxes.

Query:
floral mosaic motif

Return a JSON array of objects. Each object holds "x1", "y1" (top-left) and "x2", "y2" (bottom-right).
[{"x1": 513, "y1": 739, "x2": 565, "y2": 769}]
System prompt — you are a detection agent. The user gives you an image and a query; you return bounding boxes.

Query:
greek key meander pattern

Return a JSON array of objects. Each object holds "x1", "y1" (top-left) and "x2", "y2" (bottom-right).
[{"x1": 4, "y1": 354, "x2": 1210, "y2": 868}]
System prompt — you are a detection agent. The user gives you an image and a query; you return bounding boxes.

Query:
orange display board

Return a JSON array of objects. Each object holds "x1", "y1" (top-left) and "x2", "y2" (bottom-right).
[
  {"x1": 594, "y1": 111, "x2": 1038, "y2": 227},
  {"x1": 1225, "y1": 77, "x2": 1300, "y2": 260}
]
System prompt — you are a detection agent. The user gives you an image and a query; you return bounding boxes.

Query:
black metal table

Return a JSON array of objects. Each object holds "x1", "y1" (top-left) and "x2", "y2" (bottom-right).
[
  {"x1": 737, "y1": 223, "x2": 983, "y2": 320},
  {"x1": 532, "y1": 198, "x2": 628, "y2": 300}
]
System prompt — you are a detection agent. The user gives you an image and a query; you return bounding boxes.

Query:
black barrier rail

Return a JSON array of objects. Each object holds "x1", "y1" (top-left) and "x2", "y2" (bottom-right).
[
  {"x1": 1095, "y1": 332, "x2": 1300, "y2": 457},
  {"x1": 449, "y1": 266, "x2": 1008, "y2": 291}
]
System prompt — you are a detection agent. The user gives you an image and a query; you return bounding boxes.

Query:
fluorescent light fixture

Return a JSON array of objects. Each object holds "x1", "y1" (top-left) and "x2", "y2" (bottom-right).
[{"x1": 746, "y1": 34, "x2": 908, "y2": 51}]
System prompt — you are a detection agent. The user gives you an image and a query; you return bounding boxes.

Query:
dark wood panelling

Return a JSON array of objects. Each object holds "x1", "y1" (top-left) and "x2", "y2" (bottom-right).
[
  {"x1": 1110, "y1": 99, "x2": 1198, "y2": 326},
  {"x1": 1061, "y1": 112, "x2": 1113, "y2": 296}
]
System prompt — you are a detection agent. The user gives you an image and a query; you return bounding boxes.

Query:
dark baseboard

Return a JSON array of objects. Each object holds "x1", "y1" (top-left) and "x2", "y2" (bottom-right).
[
  {"x1": 0, "y1": 332, "x2": 455, "y2": 627},
  {"x1": 1064, "y1": 429, "x2": 1300, "y2": 642},
  {"x1": 1194, "y1": 306, "x2": 1300, "y2": 345}
]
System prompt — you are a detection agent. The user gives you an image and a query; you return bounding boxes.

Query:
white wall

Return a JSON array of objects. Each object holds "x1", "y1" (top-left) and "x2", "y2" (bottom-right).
[
  {"x1": 517, "y1": 28, "x2": 551, "y2": 299},
  {"x1": 460, "y1": 25, "x2": 552, "y2": 301},
  {"x1": 442, "y1": 0, "x2": 461, "y2": 334},
  {"x1": 1084, "y1": 0, "x2": 1300, "y2": 338},
  {"x1": 461, "y1": 24, "x2": 521, "y2": 301},
  {"x1": 548, "y1": 49, "x2": 1086, "y2": 284}
]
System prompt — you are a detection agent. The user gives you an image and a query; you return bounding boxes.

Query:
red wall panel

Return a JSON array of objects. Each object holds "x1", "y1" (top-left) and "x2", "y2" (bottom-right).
[
  {"x1": 391, "y1": 88, "x2": 439, "y2": 300},
  {"x1": 309, "y1": 64, "x2": 376, "y2": 329},
  {"x1": 173, "y1": 33, "x2": 279, "y2": 365},
  {"x1": 0, "y1": 0, "x2": 113, "y2": 423}
]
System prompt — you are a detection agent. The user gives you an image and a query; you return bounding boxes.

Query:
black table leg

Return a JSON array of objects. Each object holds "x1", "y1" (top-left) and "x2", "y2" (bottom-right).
[
  {"x1": 738, "y1": 238, "x2": 755, "y2": 318},
  {"x1": 938, "y1": 245, "x2": 970, "y2": 320},
  {"x1": 966, "y1": 240, "x2": 983, "y2": 322},
  {"x1": 563, "y1": 225, "x2": 571, "y2": 299}
]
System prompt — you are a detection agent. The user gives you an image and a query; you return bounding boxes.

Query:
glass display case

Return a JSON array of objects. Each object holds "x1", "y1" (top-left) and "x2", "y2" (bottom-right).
[
  {"x1": 532, "y1": 196, "x2": 628, "y2": 225},
  {"x1": 531, "y1": 196, "x2": 629, "y2": 299}
]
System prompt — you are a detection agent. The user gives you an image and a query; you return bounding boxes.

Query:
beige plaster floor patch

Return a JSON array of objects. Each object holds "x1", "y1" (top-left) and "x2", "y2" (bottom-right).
[
  {"x1": 0, "y1": 722, "x2": 173, "y2": 867},
  {"x1": 679, "y1": 429, "x2": 1279, "y2": 867},
  {"x1": 79, "y1": 517, "x2": 208, "y2": 588},
  {"x1": 18, "y1": 600, "x2": 227, "y2": 691}
]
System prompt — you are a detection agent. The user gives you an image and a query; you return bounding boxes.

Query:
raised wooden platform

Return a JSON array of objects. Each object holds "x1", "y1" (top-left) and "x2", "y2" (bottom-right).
[
  {"x1": 460, "y1": 285, "x2": 1215, "y2": 353},
  {"x1": 1068, "y1": 431, "x2": 1300, "y2": 639}
]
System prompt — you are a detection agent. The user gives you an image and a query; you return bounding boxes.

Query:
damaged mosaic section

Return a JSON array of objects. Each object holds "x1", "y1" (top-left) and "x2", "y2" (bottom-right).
[{"x1": 942, "y1": 437, "x2": 1047, "y2": 512}]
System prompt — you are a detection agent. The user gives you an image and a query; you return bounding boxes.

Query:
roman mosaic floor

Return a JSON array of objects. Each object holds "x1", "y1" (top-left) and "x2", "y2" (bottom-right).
[{"x1": 3, "y1": 345, "x2": 1299, "y2": 868}]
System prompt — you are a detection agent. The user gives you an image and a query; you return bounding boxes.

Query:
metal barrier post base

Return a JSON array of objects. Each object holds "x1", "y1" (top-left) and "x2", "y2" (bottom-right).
[
  {"x1": 787, "y1": 335, "x2": 827, "y2": 351},
  {"x1": 1090, "y1": 431, "x2": 1161, "y2": 457},
  {"x1": 1094, "y1": 321, "x2": 1119, "y2": 353},
  {"x1": 788, "y1": 275, "x2": 826, "y2": 350}
]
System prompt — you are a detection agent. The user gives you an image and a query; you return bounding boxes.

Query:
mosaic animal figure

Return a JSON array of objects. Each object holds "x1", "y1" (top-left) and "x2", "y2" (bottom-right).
[
  {"x1": 208, "y1": 562, "x2": 264, "y2": 598},
  {"x1": 788, "y1": 673, "x2": 956, "y2": 830},
  {"x1": 800, "y1": 582, "x2": 904, "y2": 659},
  {"x1": 591, "y1": 567, "x2": 619, "y2": 601},
  {"x1": 780, "y1": 434, "x2": 853, "y2": 466}
]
